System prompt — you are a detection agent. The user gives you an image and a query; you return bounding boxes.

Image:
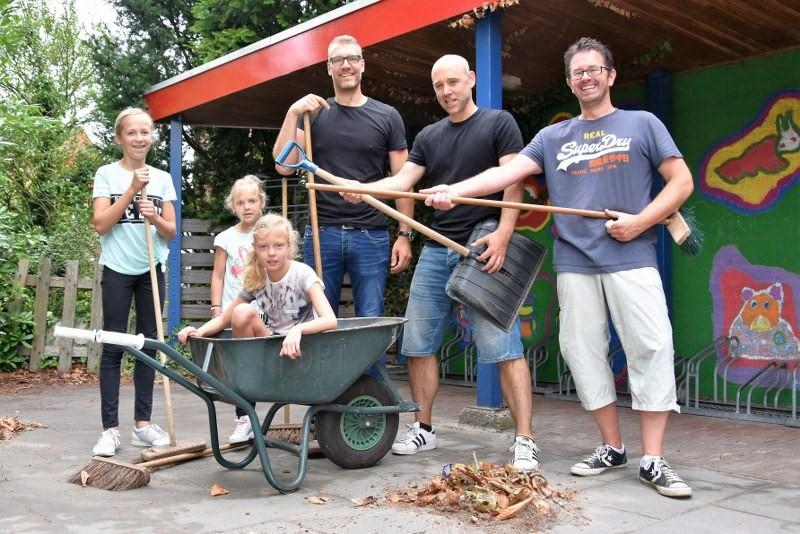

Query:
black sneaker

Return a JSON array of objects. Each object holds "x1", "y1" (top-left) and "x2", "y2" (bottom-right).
[
  {"x1": 639, "y1": 457, "x2": 692, "y2": 498},
  {"x1": 570, "y1": 443, "x2": 627, "y2": 476}
]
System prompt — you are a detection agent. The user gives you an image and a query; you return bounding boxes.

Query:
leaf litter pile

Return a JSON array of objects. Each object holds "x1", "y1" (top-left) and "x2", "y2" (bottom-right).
[
  {"x1": 0, "y1": 416, "x2": 45, "y2": 440},
  {"x1": 0, "y1": 363, "x2": 103, "y2": 395},
  {"x1": 384, "y1": 460, "x2": 579, "y2": 530}
]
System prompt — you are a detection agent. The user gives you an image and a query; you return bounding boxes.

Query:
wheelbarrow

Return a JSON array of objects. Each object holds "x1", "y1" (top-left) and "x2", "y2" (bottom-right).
[{"x1": 55, "y1": 317, "x2": 418, "y2": 494}]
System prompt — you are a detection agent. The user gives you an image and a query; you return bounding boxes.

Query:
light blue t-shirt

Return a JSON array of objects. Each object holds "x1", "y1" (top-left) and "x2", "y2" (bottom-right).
[
  {"x1": 521, "y1": 109, "x2": 682, "y2": 273},
  {"x1": 92, "y1": 162, "x2": 177, "y2": 275}
]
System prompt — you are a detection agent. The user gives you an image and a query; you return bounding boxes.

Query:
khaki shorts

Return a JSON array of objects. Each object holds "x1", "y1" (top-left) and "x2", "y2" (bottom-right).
[{"x1": 557, "y1": 267, "x2": 679, "y2": 412}]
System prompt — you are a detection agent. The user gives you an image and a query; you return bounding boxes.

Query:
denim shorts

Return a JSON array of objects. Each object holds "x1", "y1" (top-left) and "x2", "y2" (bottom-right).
[{"x1": 401, "y1": 245, "x2": 524, "y2": 364}]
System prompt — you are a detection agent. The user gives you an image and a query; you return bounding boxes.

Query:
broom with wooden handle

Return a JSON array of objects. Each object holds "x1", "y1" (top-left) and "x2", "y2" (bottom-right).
[
  {"x1": 306, "y1": 182, "x2": 702, "y2": 256},
  {"x1": 69, "y1": 441, "x2": 250, "y2": 491},
  {"x1": 138, "y1": 184, "x2": 206, "y2": 461}
]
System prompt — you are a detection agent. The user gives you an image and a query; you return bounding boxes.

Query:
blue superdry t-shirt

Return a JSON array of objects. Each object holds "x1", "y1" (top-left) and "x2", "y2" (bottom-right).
[{"x1": 521, "y1": 109, "x2": 682, "y2": 273}]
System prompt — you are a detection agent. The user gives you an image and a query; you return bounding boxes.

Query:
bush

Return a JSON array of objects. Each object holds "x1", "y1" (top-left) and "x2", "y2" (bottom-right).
[{"x1": 0, "y1": 207, "x2": 43, "y2": 370}]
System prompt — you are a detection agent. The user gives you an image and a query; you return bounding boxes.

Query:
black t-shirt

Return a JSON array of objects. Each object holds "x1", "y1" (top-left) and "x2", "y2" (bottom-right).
[
  {"x1": 300, "y1": 97, "x2": 407, "y2": 227},
  {"x1": 408, "y1": 108, "x2": 523, "y2": 244}
]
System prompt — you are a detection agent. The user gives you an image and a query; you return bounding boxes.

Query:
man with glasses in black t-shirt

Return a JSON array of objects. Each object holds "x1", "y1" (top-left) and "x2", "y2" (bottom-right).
[{"x1": 273, "y1": 35, "x2": 414, "y2": 374}]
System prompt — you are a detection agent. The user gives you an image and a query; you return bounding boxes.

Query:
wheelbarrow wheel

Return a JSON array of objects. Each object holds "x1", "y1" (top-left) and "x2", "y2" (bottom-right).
[{"x1": 316, "y1": 376, "x2": 399, "y2": 469}]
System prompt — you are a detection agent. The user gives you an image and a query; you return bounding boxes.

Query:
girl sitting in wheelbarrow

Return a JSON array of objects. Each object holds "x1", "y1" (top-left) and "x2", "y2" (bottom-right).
[{"x1": 178, "y1": 214, "x2": 337, "y2": 438}]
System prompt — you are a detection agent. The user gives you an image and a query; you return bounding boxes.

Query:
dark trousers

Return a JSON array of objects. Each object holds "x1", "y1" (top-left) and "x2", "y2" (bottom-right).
[{"x1": 99, "y1": 266, "x2": 164, "y2": 429}]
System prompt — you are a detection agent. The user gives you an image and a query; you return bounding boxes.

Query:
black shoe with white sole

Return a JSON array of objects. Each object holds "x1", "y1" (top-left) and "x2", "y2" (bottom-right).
[
  {"x1": 570, "y1": 443, "x2": 627, "y2": 476},
  {"x1": 639, "y1": 457, "x2": 693, "y2": 498}
]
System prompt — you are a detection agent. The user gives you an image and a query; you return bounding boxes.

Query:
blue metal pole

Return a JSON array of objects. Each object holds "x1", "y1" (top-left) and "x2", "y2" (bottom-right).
[
  {"x1": 167, "y1": 115, "x2": 183, "y2": 342},
  {"x1": 474, "y1": 11, "x2": 504, "y2": 408},
  {"x1": 647, "y1": 70, "x2": 673, "y2": 316}
]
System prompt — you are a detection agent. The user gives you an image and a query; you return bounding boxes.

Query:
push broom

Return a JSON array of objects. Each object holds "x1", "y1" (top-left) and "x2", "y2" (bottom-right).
[
  {"x1": 68, "y1": 441, "x2": 250, "y2": 491},
  {"x1": 306, "y1": 183, "x2": 704, "y2": 256},
  {"x1": 138, "y1": 185, "x2": 207, "y2": 461},
  {"x1": 66, "y1": 182, "x2": 206, "y2": 485}
]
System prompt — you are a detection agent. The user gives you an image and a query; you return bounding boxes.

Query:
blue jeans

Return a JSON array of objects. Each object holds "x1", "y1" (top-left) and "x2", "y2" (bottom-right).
[
  {"x1": 304, "y1": 225, "x2": 390, "y2": 375},
  {"x1": 402, "y1": 245, "x2": 524, "y2": 363}
]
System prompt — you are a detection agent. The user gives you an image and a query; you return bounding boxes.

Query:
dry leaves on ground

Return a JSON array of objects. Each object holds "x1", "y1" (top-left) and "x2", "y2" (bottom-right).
[
  {"x1": 385, "y1": 462, "x2": 577, "y2": 530},
  {"x1": 0, "y1": 363, "x2": 105, "y2": 395},
  {"x1": 0, "y1": 416, "x2": 45, "y2": 440},
  {"x1": 306, "y1": 495, "x2": 332, "y2": 505},
  {"x1": 210, "y1": 483, "x2": 230, "y2": 496},
  {"x1": 351, "y1": 496, "x2": 378, "y2": 507}
]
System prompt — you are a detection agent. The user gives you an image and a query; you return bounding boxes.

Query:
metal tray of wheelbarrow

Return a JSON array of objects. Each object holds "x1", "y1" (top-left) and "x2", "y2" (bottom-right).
[{"x1": 188, "y1": 317, "x2": 405, "y2": 404}]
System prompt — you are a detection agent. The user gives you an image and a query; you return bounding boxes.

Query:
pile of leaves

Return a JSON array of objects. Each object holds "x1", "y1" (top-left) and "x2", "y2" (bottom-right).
[
  {"x1": 0, "y1": 363, "x2": 105, "y2": 395},
  {"x1": 0, "y1": 416, "x2": 44, "y2": 440},
  {"x1": 386, "y1": 461, "x2": 577, "y2": 529}
]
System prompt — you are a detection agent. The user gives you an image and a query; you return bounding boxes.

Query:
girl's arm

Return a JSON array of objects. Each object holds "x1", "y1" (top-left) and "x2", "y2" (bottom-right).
[
  {"x1": 209, "y1": 247, "x2": 228, "y2": 318},
  {"x1": 177, "y1": 297, "x2": 243, "y2": 344},
  {"x1": 92, "y1": 167, "x2": 149, "y2": 235},
  {"x1": 280, "y1": 283, "x2": 337, "y2": 358}
]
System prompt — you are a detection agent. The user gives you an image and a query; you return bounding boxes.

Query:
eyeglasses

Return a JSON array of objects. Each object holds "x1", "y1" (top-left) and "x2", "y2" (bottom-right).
[
  {"x1": 568, "y1": 65, "x2": 609, "y2": 81},
  {"x1": 329, "y1": 55, "x2": 363, "y2": 66}
]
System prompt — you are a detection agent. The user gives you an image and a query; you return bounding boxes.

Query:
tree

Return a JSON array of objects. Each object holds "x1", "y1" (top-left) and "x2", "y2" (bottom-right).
[
  {"x1": 0, "y1": 0, "x2": 99, "y2": 245},
  {"x1": 0, "y1": 0, "x2": 101, "y2": 370},
  {"x1": 0, "y1": 0, "x2": 94, "y2": 122},
  {"x1": 191, "y1": 0, "x2": 347, "y2": 63}
]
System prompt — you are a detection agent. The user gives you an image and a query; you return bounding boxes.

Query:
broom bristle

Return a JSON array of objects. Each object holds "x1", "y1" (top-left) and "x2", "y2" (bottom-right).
[
  {"x1": 677, "y1": 207, "x2": 703, "y2": 256},
  {"x1": 266, "y1": 425, "x2": 304, "y2": 445},
  {"x1": 68, "y1": 456, "x2": 150, "y2": 491}
]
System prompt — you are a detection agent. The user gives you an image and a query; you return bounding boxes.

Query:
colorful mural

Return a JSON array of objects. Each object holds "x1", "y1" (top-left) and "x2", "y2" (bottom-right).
[
  {"x1": 699, "y1": 90, "x2": 800, "y2": 213},
  {"x1": 709, "y1": 246, "x2": 800, "y2": 385}
]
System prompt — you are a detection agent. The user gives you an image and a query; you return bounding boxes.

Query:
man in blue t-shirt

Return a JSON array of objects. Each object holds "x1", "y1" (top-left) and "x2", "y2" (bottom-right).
[
  {"x1": 422, "y1": 38, "x2": 695, "y2": 498},
  {"x1": 272, "y1": 35, "x2": 414, "y2": 351},
  {"x1": 342, "y1": 54, "x2": 539, "y2": 473}
]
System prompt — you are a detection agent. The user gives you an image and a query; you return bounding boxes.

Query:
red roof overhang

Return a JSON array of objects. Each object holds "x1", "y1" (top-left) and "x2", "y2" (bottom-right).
[{"x1": 144, "y1": 0, "x2": 487, "y2": 123}]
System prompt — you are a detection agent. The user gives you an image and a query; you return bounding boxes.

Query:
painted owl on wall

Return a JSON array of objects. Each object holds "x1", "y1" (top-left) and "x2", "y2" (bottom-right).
[{"x1": 729, "y1": 282, "x2": 799, "y2": 360}]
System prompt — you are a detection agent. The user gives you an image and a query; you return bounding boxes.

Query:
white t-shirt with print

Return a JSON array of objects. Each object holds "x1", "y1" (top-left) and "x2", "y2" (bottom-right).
[
  {"x1": 239, "y1": 261, "x2": 324, "y2": 335},
  {"x1": 213, "y1": 225, "x2": 253, "y2": 310},
  {"x1": 92, "y1": 162, "x2": 177, "y2": 275}
]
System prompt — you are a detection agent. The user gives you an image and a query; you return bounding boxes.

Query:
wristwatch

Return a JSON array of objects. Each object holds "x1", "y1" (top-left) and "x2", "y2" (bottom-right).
[{"x1": 397, "y1": 230, "x2": 414, "y2": 241}]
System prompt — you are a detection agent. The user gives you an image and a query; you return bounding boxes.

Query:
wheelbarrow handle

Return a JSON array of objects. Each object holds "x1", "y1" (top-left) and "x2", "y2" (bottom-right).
[
  {"x1": 55, "y1": 325, "x2": 145, "y2": 349},
  {"x1": 275, "y1": 140, "x2": 318, "y2": 173}
]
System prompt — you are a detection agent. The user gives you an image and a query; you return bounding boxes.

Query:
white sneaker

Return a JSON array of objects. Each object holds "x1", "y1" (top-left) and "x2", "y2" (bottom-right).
[
  {"x1": 391, "y1": 422, "x2": 436, "y2": 455},
  {"x1": 131, "y1": 424, "x2": 170, "y2": 447},
  {"x1": 229, "y1": 416, "x2": 254, "y2": 443},
  {"x1": 92, "y1": 428, "x2": 120, "y2": 457},
  {"x1": 510, "y1": 435, "x2": 541, "y2": 472}
]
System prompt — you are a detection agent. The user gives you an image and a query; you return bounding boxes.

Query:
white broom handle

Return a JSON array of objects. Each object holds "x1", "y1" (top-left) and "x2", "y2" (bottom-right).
[{"x1": 54, "y1": 325, "x2": 145, "y2": 350}]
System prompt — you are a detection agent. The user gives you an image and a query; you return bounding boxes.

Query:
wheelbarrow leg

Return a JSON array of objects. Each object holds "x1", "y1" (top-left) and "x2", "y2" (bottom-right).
[{"x1": 244, "y1": 402, "x2": 316, "y2": 493}]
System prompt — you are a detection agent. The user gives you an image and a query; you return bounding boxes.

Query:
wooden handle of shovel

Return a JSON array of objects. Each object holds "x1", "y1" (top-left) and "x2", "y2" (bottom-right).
[
  {"x1": 308, "y1": 183, "x2": 691, "y2": 245},
  {"x1": 304, "y1": 112, "x2": 323, "y2": 278},
  {"x1": 141, "y1": 184, "x2": 176, "y2": 447},
  {"x1": 308, "y1": 169, "x2": 470, "y2": 257},
  {"x1": 307, "y1": 182, "x2": 609, "y2": 219}
]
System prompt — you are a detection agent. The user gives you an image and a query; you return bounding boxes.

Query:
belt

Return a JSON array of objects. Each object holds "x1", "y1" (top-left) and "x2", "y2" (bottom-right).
[{"x1": 322, "y1": 224, "x2": 387, "y2": 231}]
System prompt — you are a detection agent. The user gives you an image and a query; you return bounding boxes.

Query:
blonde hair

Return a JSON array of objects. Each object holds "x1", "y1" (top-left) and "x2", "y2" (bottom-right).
[
  {"x1": 328, "y1": 34, "x2": 361, "y2": 56},
  {"x1": 241, "y1": 214, "x2": 299, "y2": 292},
  {"x1": 114, "y1": 107, "x2": 153, "y2": 136},
  {"x1": 224, "y1": 175, "x2": 268, "y2": 216}
]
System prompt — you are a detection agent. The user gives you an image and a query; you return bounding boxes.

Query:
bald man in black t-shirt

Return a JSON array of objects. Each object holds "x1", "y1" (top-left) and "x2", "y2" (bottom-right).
[{"x1": 342, "y1": 54, "x2": 539, "y2": 472}]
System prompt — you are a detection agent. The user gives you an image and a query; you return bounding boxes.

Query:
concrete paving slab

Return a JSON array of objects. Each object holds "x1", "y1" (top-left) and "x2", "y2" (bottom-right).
[
  {"x1": 637, "y1": 504, "x2": 800, "y2": 534},
  {"x1": 2, "y1": 378, "x2": 799, "y2": 533}
]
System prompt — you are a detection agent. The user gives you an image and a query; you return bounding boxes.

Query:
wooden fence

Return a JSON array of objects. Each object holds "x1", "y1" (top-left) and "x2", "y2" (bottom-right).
[{"x1": 15, "y1": 257, "x2": 103, "y2": 372}]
